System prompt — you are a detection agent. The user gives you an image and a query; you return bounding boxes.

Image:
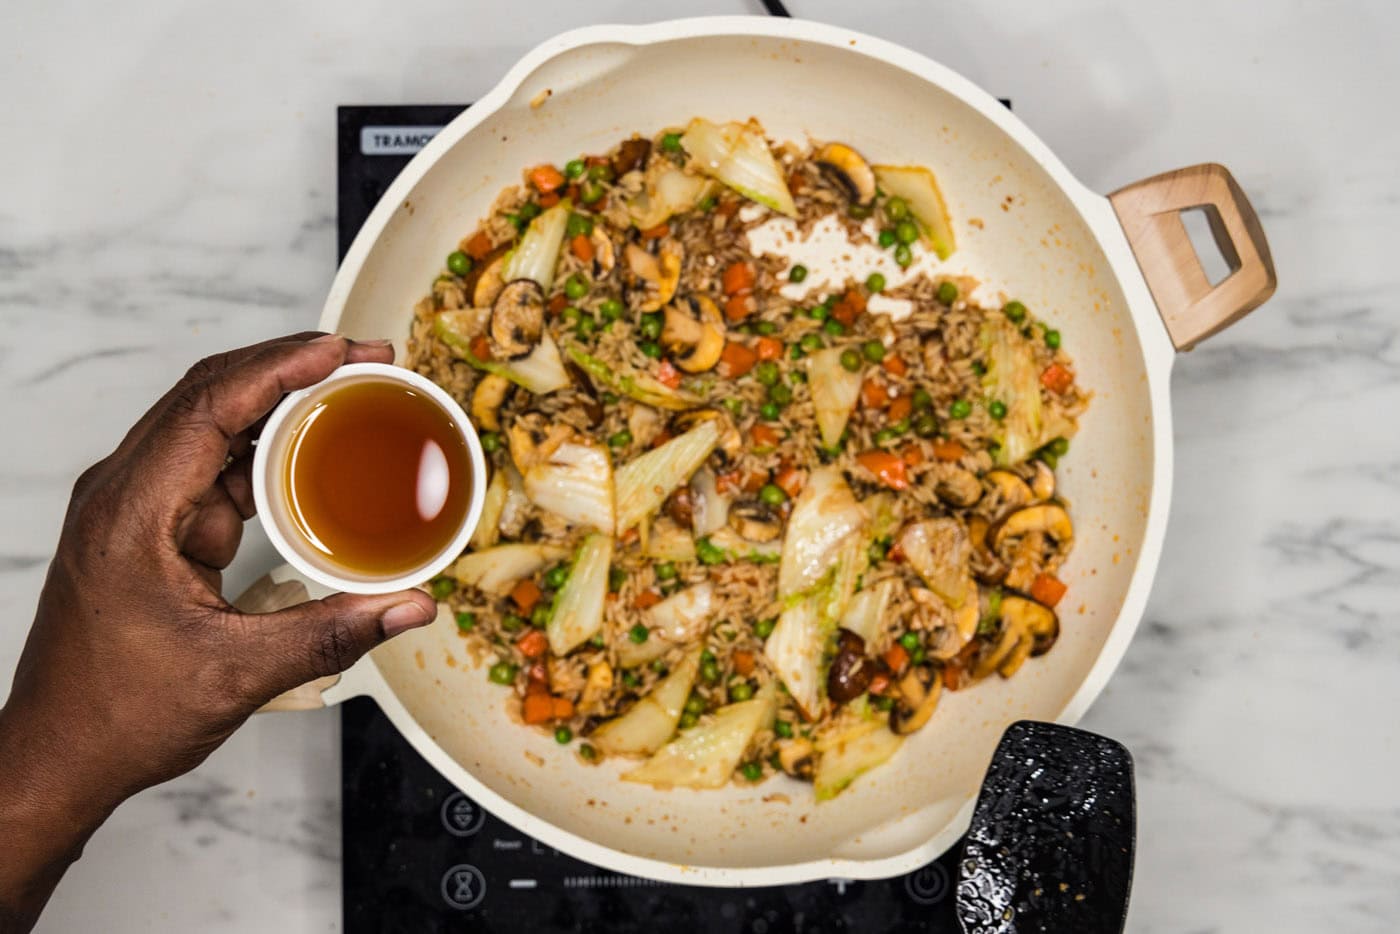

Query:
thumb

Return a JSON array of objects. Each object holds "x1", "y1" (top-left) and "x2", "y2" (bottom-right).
[{"x1": 243, "y1": 589, "x2": 438, "y2": 700}]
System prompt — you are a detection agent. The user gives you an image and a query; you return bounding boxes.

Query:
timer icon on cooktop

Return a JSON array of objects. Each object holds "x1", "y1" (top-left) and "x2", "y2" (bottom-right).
[{"x1": 440, "y1": 863, "x2": 487, "y2": 911}]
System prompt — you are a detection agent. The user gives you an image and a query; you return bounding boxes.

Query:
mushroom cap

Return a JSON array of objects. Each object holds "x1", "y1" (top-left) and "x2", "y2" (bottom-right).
[
  {"x1": 489, "y1": 279, "x2": 545, "y2": 359},
  {"x1": 815, "y1": 142, "x2": 877, "y2": 206}
]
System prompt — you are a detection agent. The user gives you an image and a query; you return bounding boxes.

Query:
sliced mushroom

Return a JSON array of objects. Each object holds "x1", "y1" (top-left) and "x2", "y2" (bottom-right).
[
  {"x1": 890, "y1": 666, "x2": 943, "y2": 735},
  {"x1": 728, "y1": 502, "x2": 782, "y2": 544},
  {"x1": 564, "y1": 360, "x2": 604, "y2": 427},
  {"x1": 984, "y1": 469, "x2": 1034, "y2": 514},
  {"x1": 777, "y1": 737, "x2": 815, "y2": 779},
  {"x1": 1003, "y1": 532, "x2": 1045, "y2": 592},
  {"x1": 967, "y1": 515, "x2": 1008, "y2": 585},
  {"x1": 505, "y1": 415, "x2": 571, "y2": 472},
  {"x1": 1030, "y1": 460, "x2": 1056, "y2": 502},
  {"x1": 815, "y1": 142, "x2": 877, "y2": 206},
  {"x1": 489, "y1": 279, "x2": 545, "y2": 358},
  {"x1": 470, "y1": 373, "x2": 511, "y2": 432},
  {"x1": 661, "y1": 295, "x2": 726, "y2": 373},
  {"x1": 997, "y1": 633, "x2": 1033, "y2": 678},
  {"x1": 827, "y1": 629, "x2": 873, "y2": 704},
  {"x1": 472, "y1": 252, "x2": 508, "y2": 307},
  {"x1": 990, "y1": 503, "x2": 1074, "y2": 552},
  {"x1": 934, "y1": 468, "x2": 983, "y2": 508},
  {"x1": 1002, "y1": 595, "x2": 1060, "y2": 657},
  {"x1": 663, "y1": 486, "x2": 695, "y2": 528},
  {"x1": 590, "y1": 227, "x2": 615, "y2": 274},
  {"x1": 578, "y1": 660, "x2": 614, "y2": 716},
  {"x1": 972, "y1": 616, "x2": 1028, "y2": 680},
  {"x1": 625, "y1": 241, "x2": 683, "y2": 313},
  {"x1": 613, "y1": 137, "x2": 652, "y2": 176}
]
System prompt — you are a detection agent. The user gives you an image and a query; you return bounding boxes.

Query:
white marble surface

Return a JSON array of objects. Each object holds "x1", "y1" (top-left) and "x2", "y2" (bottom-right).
[{"x1": 1, "y1": 0, "x2": 1396, "y2": 930}]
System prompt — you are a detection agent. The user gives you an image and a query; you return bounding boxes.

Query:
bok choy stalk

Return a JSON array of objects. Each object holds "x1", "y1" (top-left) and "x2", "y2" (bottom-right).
[
  {"x1": 979, "y1": 316, "x2": 1076, "y2": 465},
  {"x1": 470, "y1": 469, "x2": 508, "y2": 550},
  {"x1": 647, "y1": 582, "x2": 714, "y2": 643},
  {"x1": 778, "y1": 466, "x2": 868, "y2": 599},
  {"x1": 452, "y1": 543, "x2": 569, "y2": 595},
  {"x1": 871, "y1": 165, "x2": 956, "y2": 260},
  {"x1": 627, "y1": 163, "x2": 717, "y2": 230},
  {"x1": 623, "y1": 682, "x2": 777, "y2": 789},
  {"x1": 565, "y1": 344, "x2": 702, "y2": 411},
  {"x1": 807, "y1": 347, "x2": 863, "y2": 448},
  {"x1": 590, "y1": 647, "x2": 702, "y2": 756},
  {"x1": 680, "y1": 118, "x2": 796, "y2": 217},
  {"x1": 547, "y1": 533, "x2": 613, "y2": 655},
  {"x1": 519, "y1": 440, "x2": 614, "y2": 532},
  {"x1": 838, "y1": 578, "x2": 899, "y2": 645},
  {"x1": 613, "y1": 419, "x2": 721, "y2": 535},
  {"x1": 641, "y1": 517, "x2": 697, "y2": 562},
  {"x1": 688, "y1": 466, "x2": 730, "y2": 538},
  {"x1": 703, "y1": 528, "x2": 781, "y2": 563},
  {"x1": 813, "y1": 722, "x2": 904, "y2": 801},
  {"x1": 764, "y1": 596, "x2": 829, "y2": 720},
  {"x1": 503, "y1": 200, "x2": 571, "y2": 292},
  {"x1": 435, "y1": 311, "x2": 571, "y2": 394}
]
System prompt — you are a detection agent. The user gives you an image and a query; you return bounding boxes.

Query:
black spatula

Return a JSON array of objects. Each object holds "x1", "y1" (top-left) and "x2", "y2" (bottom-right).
[{"x1": 957, "y1": 721, "x2": 1136, "y2": 933}]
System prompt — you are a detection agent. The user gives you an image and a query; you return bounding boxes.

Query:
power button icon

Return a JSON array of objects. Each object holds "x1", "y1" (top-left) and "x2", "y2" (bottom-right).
[{"x1": 904, "y1": 862, "x2": 950, "y2": 905}]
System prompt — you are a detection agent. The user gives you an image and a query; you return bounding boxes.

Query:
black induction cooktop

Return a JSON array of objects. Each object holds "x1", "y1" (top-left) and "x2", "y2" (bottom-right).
[{"x1": 335, "y1": 104, "x2": 965, "y2": 933}]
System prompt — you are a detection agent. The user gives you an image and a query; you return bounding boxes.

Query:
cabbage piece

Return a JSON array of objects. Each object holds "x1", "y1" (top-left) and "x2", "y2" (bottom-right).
[
  {"x1": 546, "y1": 533, "x2": 613, "y2": 655},
  {"x1": 520, "y1": 440, "x2": 614, "y2": 532},
  {"x1": 452, "y1": 543, "x2": 569, "y2": 595},
  {"x1": 498, "y1": 463, "x2": 531, "y2": 537},
  {"x1": 839, "y1": 579, "x2": 899, "y2": 646},
  {"x1": 471, "y1": 469, "x2": 508, "y2": 550},
  {"x1": 680, "y1": 118, "x2": 796, "y2": 217},
  {"x1": 565, "y1": 344, "x2": 702, "y2": 411},
  {"x1": 436, "y1": 312, "x2": 571, "y2": 395},
  {"x1": 627, "y1": 162, "x2": 717, "y2": 229},
  {"x1": 807, "y1": 347, "x2": 863, "y2": 448},
  {"x1": 764, "y1": 596, "x2": 829, "y2": 720},
  {"x1": 871, "y1": 165, "x2": 956, "y2": 260},
  {"x1": 778, "y1": 466, "x2": 868, "y2": 599},
  {"x1": 648, "y1": 582, "x2": 714, "y2": 643},
  {"x1": 704, "y1": 527, "x2": 782, "y2": 563},
  {"x1": 896, "y1": 518, "x2": 972, "y2": 607},
  {"x1": 613, "y1": 419, "x2": 721, "y2": 535},
  {"x1": 815, "y1": 535, "x2": 868, "y2": 627},
  {"x1": 503, "y1": 200, "x2": 570, "y2": 292},
  {"x1": 865, "y1": 492, "x2": 902, "y2": 542},
  {"x1": 641, "y1": 517, "x2": 697, "y2": 562},
  {"x1": 623, "y1": 682, "x2": 777, "y2": 789},
  {"x1": 979, "y1": 317, "x2": 1077, "y2": 465},
  {"x1": 616, "y1": 633, "x2": 674, "y2": 669},
  {"x1": 688, "y1": 466, "x2": 730, "y2": 538},
  {"x1": 590, "y1": 647, "x2": 702, "y2": 756},
  {"x1": 814, "y1": 723, "x2": 904, "y2": 801}
]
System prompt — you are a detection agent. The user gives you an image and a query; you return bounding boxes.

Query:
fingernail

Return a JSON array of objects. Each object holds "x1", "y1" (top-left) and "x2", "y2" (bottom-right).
[
  {"x1": 356, "y1": 338, "x2": 394, "y2": 347},
  {"x1": 381, "y1": 601, "x2": 434, "y2": 637},
  {"x1": 310, "y1": 333, "x2": 342, "y2": 344}
]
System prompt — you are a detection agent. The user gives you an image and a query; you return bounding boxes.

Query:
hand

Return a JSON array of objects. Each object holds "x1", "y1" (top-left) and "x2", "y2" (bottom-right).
[{"x1": 0, "y1": 333, "x2": 438, "y2": 931}]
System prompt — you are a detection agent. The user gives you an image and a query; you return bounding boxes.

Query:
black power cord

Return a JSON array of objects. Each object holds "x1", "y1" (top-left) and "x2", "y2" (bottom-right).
[{"x1": 760, "y1": 0, "x2": 791, "y2": 16}]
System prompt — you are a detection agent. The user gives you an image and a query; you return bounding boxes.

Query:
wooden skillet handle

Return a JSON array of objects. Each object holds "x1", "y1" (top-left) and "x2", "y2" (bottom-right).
[
  {"x1": 232, "y1": 571, "x2": 340, "y2": 711},
  {"x1": 1110, "y1": 163, "x2": 1276, "y2": 350}
]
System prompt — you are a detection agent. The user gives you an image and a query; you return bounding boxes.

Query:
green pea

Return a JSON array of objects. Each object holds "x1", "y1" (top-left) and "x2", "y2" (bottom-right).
[
  {"x1": 839, "y1": 349, "x2": 862, "y2": 372},
  {"x1": 911, "y1": 646, "x2": 927, "y2": 665},
  {"x1": 638, "y1": 313, "x2": 663, "y2": 340},
  {"x1": 609, "y1": 567, "x2": 627, "y2": 593},
  {"x1": 790, "y1": 369, "x2": 807, "y2": 384},
  {"x1": 554, "y1": 726, "x2": 573, "y2": 744},
  {"x1": 848, "y1": 203, "x2": 874, "y2": 220},
  {"x1": 912, "y1": 388, "x2": 933, "y2": 410},
  {"x1": 1003, "y1": 300, "x2": 1027, "y2": 323},
  {"x1": 1050, "y1": 437, "x2": 1070, "y2": 456},
  {"x1": 894, "y1": 244, "x2": 913, "y2": 268},
  {"x1": 622, "y1": 670, "x2": 641, "y2": 688},
  {"x1": 754, "y1": 320, "x2": 778, "y2": 336},
  {"x1": 872, "y1": 695, "x2": 894, "y2": 712},
  {"x1": 576, "y1": 315, "x2": 598, "y2": 339},
  {"x1": 701, "y1": 648, "x2": 716, "y2": 663},
  {"x1": 601, "y1": 391, "x2": 620, "y2": 405},
  {"x1": 878, "y1": 229, "x2": 897, "y2": 249},
  {"x1": 517, "y1": 202, "x2": 542, "y2": 223},
  {"x1": 565, "y1": 159, "x2": 586, "y2": 179},
  {"x1": 989, "y1": 400, "x2": 1008, "y2": 420},
  {"x1": 913, "y1": 412, "x2": 939, "y2": 438},
  {"x1": 774, "y1": 719, "x2": 793, "y2": 739},
  {"x1": 949, "y1": 399, "x2": 972, "y2": 419},
  {"x1": 684, "y1": 695, "x2": 706, "y2": 716},
  {"x1": 972, "y1": 360, "x2": 987, "y2": 377},
  {"x1": 821, "y1": 319, "x2": 845, "y2": 338},
  {"x1": 579, "y1": 742, "x2": 598, "y2": 760},
  {"x1": 740, "y1": 761, "x2": 763, "y2": 782},
  {"x1": 430, "y1": 577, "x2": 455, "y2": 600},
  {"x1": 531, "y1": 605, "x2": 551, "y2": 628},
  {"x1": 759, "y1": 401, "x2": 781, "y2": 421},
  {"x1": 655, "y1": 562, "x2": 677, "y2": 581},
  {"x1": 894, "y1": 220, "x2": 918, "y2": 246},
  {"x1": 789, "y1": 344, "x2": 806, "y2": 361},
  {"x1": 538, "y1": 566, "x2": 567, "y2": 592},
  {"x1": 1039, "y1": 450, "x2": 1059, "y2": 468},
  {"x1": 598, "y1": 297, "x2": 624, "y2": 321},
  {"x1": 755, "y1": 361, "x2": 780, "y2": 386},
  {"x1": 801, "y1": 332, "x2": 825, "y2": 351},
  {"x1": 735, "y1": 323, "x2": 754, "y2": 336},
  {"x1": 560, "y1": 306, "x2": 581, "y2": 326},
  {"x1": 590, "y1": 633, "x2": 606, "y2": 648},
  {"x1": 937, "y1": 281, "x2": 959, "y2": 304},
  {"x1": 729, "y1": 681, "x2": 754, "y2": 702},
  {"x1": 679, "y1": 711, "x2": 699, "y2": 729},
  {"x1": 866, "y1": 272, "x2": 886, "y2": 293},
  {"x1": 586, "y1": 163, "x2": 614, "y2": 183},
  {"x1": 722, "y1": 397, "x2": 744, "y2": 417},
  {"x1": 868, "y1": 539, "x2": 889, "y2": 563},
  {"x1": 874, "y1": 427, "x2": 900, "y2": 445},
  {"x1": 885, "y1": 196, "x2": 909, "y2": 221},
  {"x1": 788, "y1": 264, "x2": 809, "y2": 283},
  {"x1": 566, "y1": 213, "x2": 594, "y2": 238},
  {"x1": 501, "y1": 614, "x2": 526, "y2": 633},
  {"x1": 759, "y1": 483, "x2": 787, "y2": 507},
  {"x1": 505, "y1": 212, "x2": 523, "y2": 232},
  {"x1": 455, "y1": 611, "x2": 476, "y2": 632},
  {"x1": 695, "y1": 537, "x2": 727, "y2": 565},
  {"x1": 564, "y1": 273, "x2": 589, "y2": 300},
  {"x1": 890, "y1": 419, "x2": 910, "y2": 434},
  {"x1": 660, "y1": 132, "x2": 683, "y2": 153},
  {"x1": 698, "y1": 195, "x2": 716, "y2": 212},
  {"x1": 446, "y1": 251, "x2": 472, "y2": 277},
  {"x1": 768, "y1": 383, "x2": 793, "y2": 406},
  {"x1": 754, "y1": 617, "x2": 776, "y2": 639},
  {"x1": 480, "y1": 431, "x2": 502, "y2": 453},
  {"x1": 862, "y1": 340, "x2": 886, "y2": 363},
  {"x1": 580, "y1": 181, "x2": 604, "y2": 203},
  {"x1": 809, "y1": 304, "x2": 829, "y2": 321},
  {"x1": 639, "y1": 340, "x2": 662, "y2": 359},
  {"x1": 608, "y1": 429, "x2": 633, "y2": 449},
  {"x1": 899, "y1": 631, "x2": 920, "y2": 651},
  {"x1": 488, "y1": 662, "x2": 517, "y2": 685},
  {"x1": 1045, "y1": 329, "x2": 1062, "y2": 350},
  {"x1": 628, "y1": 623, "x2": 650, "y2": 644},
  {"x1": 701, "y1": 659, "x2": 721, "y2": 683}
]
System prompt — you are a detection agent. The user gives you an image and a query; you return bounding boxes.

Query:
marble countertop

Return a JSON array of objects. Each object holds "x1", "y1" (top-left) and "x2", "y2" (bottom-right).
[{"x1": 3, "y1": 0, "x2": 1396, "y2": 930}]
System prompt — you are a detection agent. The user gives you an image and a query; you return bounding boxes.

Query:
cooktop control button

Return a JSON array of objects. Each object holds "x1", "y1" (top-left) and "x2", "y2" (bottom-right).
[
  {"x1": 440, "y1": 792, "x2": 486, "y2": 838},
  {"x1": 440, "y1": 863, "x2": 487, "y2": 911},
  {"x1": 904, "y1": 862, "x2": 950, "y2": 905}
]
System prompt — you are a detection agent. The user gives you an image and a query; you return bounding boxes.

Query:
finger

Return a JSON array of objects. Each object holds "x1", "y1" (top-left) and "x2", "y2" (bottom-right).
[
  {"x1": 236, "y1": 590, "x2": 437, "y2": 699},
  {"x1": 219, "y1": 454, "x2": 255, "y2": 519},
  {"x1": 179, "y1": 483, "x2": 245, "y2": 569},
  {"x1": 344, "y1": 340, "x2": 396, "y2": 365}
]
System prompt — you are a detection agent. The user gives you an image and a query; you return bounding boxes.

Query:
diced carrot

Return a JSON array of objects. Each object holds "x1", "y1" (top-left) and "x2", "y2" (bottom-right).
[
  {"x1": 716, "y1": 198, "x2": 741, "y2": 219},
  {"x1": 584, "y1": 155, "x2": 609, "y2": 167},
  {"x1": 844, "y1": 289, "x2": 868, "y2": 314},
  {"x1": 856, "y1": 451, "x2": 909, "y2": 490},
  {"x1": 751, "y1": 424, "x2": 781, "y2": 450},
  {"x1": 551, "y1": 696, "x2": 575, "y2": 719},
  {"x1": 463, "y1": 231, "x2": 494, "y2": 261},
  {"x1": 633, "y1": 589, "x2": 663, "y2": 610},
  {"x1": 620, "y1": 527, "x2": 639, "y2": 545},
  {"x1": 650, "y1": 429, "x2": 673, "y2": 448},
  {"x1": 515, "y1": 628, "x2": 548, "y2": 660},
  {"x1": 722, "y1": 261, "x2": 756, "y2": 296},
  {"x1": 547, "y1": 293, "x2": 568, "y2": 315},
  {"x1": 888, "y1": 394, "x2": 913, "y2": 423},
  {"x1": 861, "y1": 378, "x2": 889, "y2": 409},
  {"x1": 571, "y1": 233, "x2": 594, "y2": 263},
  {"x1": 882, "y1": 355, "x2": 908, "y2": 377},
  {"x1": 831, "y1": 289, "x2": 867, "y2": 326},
  {"x1": 775, "y1": 465, "x2": 806, "y2": 498},
  {"x1": 716, "y1": 470, "x2": 743, "y2": 494},
  {"x1": 888, "y1": 541, "x2": 906, "y2": 563},
  {"x1": 755, "y1": 336, "x2": 783, "y2": 361},
  {"x1": 565, "y1": 183, "x2": 580, "y2": 202},
  {"x1": 901, "y1": 444, "x2": 925, "y2": 467},
  {"x1": 867, "y1": 672, "x2": 890, "y2": 696},
  {"x1": 656, "y1": 359, "x2": 682, "y2": 389},
  {"x1": 733, "y1": 650, "x2": 756, "y2": 677},
  {"x1": 787, "y1": 171, "x2": 807, "y2": 194},
  {"x1": 724, "y1": 293, "x2": 756, "y2": 323},
  {"x1": 640, "y1": 223, "x2": 669, "y2": 240},
  {"x1": 522, "y1": 692, "x2": 554, "y2": 724},
  {"x1": 1029, "y1": 573, "x2": 1068, "y2": 608},
  {"x1": 718, "y1": 340, "x2": 758, "y2": 377},
  {"x1": 882, "y1": 644, "x2": 910, "y2": 675},
  {"x1": 932, "y1": 440, "x2": 966, "y2": 462},
  {"x1": 538, "y1": 191, "x2": 560, "y2": 209},
  {"x1": 943, "y1": 665, "x2": 962, "y2": 692},
  {"x1": 469, "y1": 335, "x2": 492, "y2": 362},
  {"x1": 1041, "y1": 363, "x2": 1074, "y2": 394},
  {"x1": 529, "y1": 164, "x2": 566, "y2": 193},
  {"x1": 510, "y1": 579, "x2": 542, "y2": 615},
  {"x1": 742, "y1": 471, "x2": 767, "y2": 494}
]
